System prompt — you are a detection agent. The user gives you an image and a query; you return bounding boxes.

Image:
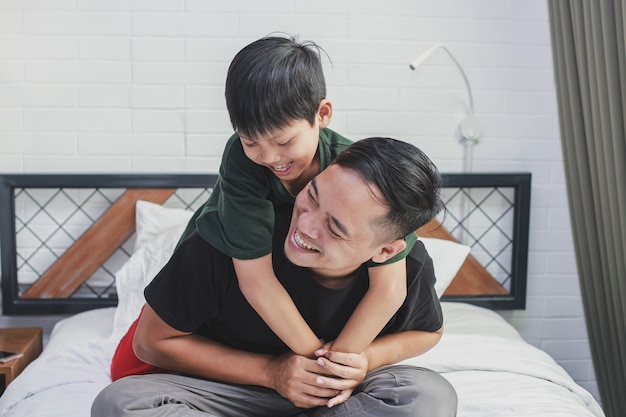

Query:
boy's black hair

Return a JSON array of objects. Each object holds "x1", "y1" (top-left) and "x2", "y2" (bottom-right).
[
  {"x1": 332, "y1": 137, "x2": 444, "y2": 242},
  {"x1": 225, "y1": 35, "x2": 327, "y2": 140}
]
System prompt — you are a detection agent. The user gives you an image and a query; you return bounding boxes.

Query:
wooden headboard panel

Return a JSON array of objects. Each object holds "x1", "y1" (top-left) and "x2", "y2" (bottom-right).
[{"x1": 0, "y1": 173, "x2": 530, "y2": 315}]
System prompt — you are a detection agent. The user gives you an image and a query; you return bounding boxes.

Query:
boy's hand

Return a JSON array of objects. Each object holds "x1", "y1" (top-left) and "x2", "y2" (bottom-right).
[
  {"x1": 313, "y1": 347, "x2": 368, "y2": 408},
  {"x1": 268, "y1": 352, "x2": 341, "y2": 408}
]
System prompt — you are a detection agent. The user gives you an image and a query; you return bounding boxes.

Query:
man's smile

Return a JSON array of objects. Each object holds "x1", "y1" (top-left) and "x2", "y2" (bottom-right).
[{"x1": 294, "y1": 229, "x2": 318, "y2": 252}]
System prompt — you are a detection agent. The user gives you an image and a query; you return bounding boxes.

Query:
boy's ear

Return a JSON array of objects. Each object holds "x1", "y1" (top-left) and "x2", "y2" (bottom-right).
[
  {"x1": 370, "y1": 239, "x2": 407, "y2": 264},
  {"x1": 317, "y1": 99, "x2": 333, "y2": 128}
]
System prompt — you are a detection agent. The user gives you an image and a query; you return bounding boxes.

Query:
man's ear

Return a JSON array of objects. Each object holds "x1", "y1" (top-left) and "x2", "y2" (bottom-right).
[
  {"x1": 370, "y1": 239, "x2": 407, "y2": 264},
  {"x1": 317, "y1": 99, "x2": 333, "y2": 128}
]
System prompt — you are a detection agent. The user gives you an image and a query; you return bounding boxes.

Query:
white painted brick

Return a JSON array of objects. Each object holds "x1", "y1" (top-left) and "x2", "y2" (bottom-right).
[
  {"x1": 78, "y1": 133, "x2": 184, "y2": 156},
  {"x1": 79, "y1": 37, "x2": 131, "y2": 60},
  {"x1": 347, "y1": 111, "x2": 402, "y2": 137},
  {"x1": 185, "y1": 86, "x2": 225, "y2": 110},
  {"x1": 504, "y1": 91, "x2": 557, "y2": 114},
  {"x1": 341, "y1": 87, "x2": 399, "y2": 111},
  {"x1": 0, "y1": 0, "x2": 74, "y2": 10},
  {"x1": 23, "y1": 109, "x2": 131, "y2": 132},
  {"x1": 546, "y1": 252, "x2": 579, "y2": 275},
  {"x1": 23, "y1": 155, "x2": 131, "y2": 172},
  {"x1": 506, "y1": 44, "x2": 554, "y2": 69},
  {"x1": 542, "y1": 317, "x2": 588, "y2": 339},
  {"x1": 78, "y1": 0, "x2": 184, "y2": 12},
  {"x1": 185, "y1": 110, "x2": 231, "y2": 134},
  {"x1": 0, "y1": 155, "x2": 22, "y2": 171},
  {"x1": 531, "y1": 275, "x2": 582, "y2": 296},
  {"x1": 0, "y1": 84, "x2": 77, "y2": 107},
  {"x1": 131, "y1": 86, "x2": 184, "y2": 109},
  {"x1": 132, "y1": 38, "x2": 185, "y2": 61},
  {"x1": 548, "y1": 207, "x2": 573, "y2": 230},
  {"x1": 0, "y1": 11, "x2": 22, "y2": 33},
  {"x1": 20, "y1": 132, "x2": 77, "y2": 154},
  {"x1": 239, "y1": 14, "x2": 349, "y2": 39},
  {"x1": 0, "y1": 109, "x2": 22, "y2": 130},
  {"x1": 543, "y1": 296, "x2": 585, "y2": 318},
  {"x1": 187, "y1": 0, "x2": 293, "y2": 13},
  {"x1": 132, "y1": 13, "x2": 185, "y2": 36},
  {"x1": 185, "y1": 134, "x2": 230, "y2": 157},
  {"x1": 25, "y1": 61, "x2": 131, "y2": 83},
  {"x1": 0, "y1": 60, "x2": 23, "y2": 81},
  {"x1": 184, "y1": 13, "x2": 239, "y2": 37},
  {"x1": 185, "y1": 38, "x2": 246, "y2": 62},
  {"x1": 0, "y1": 36, "x2": 76, "y2": 59},
  {"x1": 132, "y1": 109, "x2": 185, "y2": 133},
  {"x1": 132, "y1": 62, "x2": 225, "y2": 85},
  {"x1": 0, "y1": 135, "x2": 23, "y2": 153},
  {"x1": 507, "y1": 0, "x2": 549, "y2": 20},
  {"x1": 130, "y1": 155, "x2": 221, "y2": 173},
  {"x1": 530, "y1": 230, "x2": 575, "y2": 252},
  {"x1": 402, "y1": 0, "x2": 506, "y2": 18},
  {"x1": 80, "y1": 84, "x2": 129, "y2": 107},
  {"x1": 22, "y1": 12, "x2": 131, "y2": 35}
]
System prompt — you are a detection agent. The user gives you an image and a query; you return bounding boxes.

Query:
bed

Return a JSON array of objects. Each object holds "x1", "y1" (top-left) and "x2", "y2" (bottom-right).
[{"x1": 0, "y1": 173, "x2": 605, "y2": 417}]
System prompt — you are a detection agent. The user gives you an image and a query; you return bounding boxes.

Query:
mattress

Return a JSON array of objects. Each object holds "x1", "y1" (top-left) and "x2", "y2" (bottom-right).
[{"x1": 0, "y1": 303, "x2": 604, "y2": 417}]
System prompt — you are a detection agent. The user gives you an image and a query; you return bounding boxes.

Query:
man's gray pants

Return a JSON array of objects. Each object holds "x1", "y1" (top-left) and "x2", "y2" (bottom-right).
[{"x1": 91, "y1": 365, "x2": 457, "y2": 417}]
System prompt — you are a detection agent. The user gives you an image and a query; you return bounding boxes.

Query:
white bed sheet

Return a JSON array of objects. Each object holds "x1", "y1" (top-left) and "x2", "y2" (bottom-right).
[{"x1": 0, "y1": 303, "x2": 605, "y2": 417}]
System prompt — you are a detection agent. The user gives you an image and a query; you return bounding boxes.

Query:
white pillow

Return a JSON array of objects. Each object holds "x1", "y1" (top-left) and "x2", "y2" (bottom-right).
[
  {"x1": 111, "y1": 227, "x2": 184, "y2": 340},
  {"x1": 419, "y1": 237, "x2": 471, "y2": 298},
  {"x1": 134, "y1": 200, "x2": 193, "y2": 252}
]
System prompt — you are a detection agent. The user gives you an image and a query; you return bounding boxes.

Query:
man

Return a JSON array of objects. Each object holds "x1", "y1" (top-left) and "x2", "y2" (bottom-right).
[{"x1": 92, "y1": 137, "x2": 458, "y2": 417}]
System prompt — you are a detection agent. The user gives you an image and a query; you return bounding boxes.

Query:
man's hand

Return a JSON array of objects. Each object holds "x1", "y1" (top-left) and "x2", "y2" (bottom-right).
[{"x1": 314, "y1": 347, "x2": 368, "y2": 408}]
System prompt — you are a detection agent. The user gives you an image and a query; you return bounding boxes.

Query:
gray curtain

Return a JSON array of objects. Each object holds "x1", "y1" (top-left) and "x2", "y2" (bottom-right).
[{"x1": 547, "y1": 1, "x2": 626, "y2": 416}]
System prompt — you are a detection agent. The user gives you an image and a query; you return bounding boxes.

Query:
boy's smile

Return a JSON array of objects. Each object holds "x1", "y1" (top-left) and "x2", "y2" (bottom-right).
[{"x1": 239, "y1": 100, "x2": 332, "y2": 195}]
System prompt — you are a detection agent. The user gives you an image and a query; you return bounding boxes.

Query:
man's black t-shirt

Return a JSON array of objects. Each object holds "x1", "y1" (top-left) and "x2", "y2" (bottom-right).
[{"x1": 144, "y1": 207, "x2": 443, "y2": 355}]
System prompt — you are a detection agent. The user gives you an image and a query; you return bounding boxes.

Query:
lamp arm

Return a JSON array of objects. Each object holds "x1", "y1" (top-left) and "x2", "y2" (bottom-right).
[{"x1": 409, "y1": 43, "x2": 475, "y2": 116}]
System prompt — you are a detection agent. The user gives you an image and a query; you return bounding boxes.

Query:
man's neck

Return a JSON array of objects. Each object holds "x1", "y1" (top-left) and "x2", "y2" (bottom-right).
[{"x1": 311, "y1": 269, "x2": 359, "y2": 289}]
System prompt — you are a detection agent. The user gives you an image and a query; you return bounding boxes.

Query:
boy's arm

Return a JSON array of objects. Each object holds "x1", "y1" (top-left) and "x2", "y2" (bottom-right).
[
  {"x1": 233, "y1": 254, "x2": 322, "y2": 357},
  {"x1": 330, "y1": 259, "x2": 407, "y2": 354}
]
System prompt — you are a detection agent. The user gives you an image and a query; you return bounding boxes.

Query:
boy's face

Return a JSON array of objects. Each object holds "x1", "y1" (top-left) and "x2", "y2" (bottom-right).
[
  {"x1": 284, "y1": 164, "x2": 404, "y2": 287},
  {"x1": 238, "y1": 100, "x2": 332, "y2": 190}
]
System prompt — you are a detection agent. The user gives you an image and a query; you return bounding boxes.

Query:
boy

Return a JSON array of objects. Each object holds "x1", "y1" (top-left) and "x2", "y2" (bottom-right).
[{"x1": 111, "y1": 35, "x2": 417, "y2": 381}]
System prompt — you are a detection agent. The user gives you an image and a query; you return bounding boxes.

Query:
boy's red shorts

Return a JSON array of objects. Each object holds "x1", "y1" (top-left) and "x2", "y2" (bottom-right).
[{"x1": 110, "y1": 309, "x2": 167, "y2": 381}]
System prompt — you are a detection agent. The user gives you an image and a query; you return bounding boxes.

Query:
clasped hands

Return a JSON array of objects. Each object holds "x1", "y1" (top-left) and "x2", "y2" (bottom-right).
[{"x1": 269, "y1": 344, "x2": 368, "y2": 409}]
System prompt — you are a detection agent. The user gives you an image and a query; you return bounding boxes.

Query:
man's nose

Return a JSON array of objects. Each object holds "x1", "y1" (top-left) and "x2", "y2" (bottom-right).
[{"x1": 298, "y1": 211, "x2": 320, "y2": 240}]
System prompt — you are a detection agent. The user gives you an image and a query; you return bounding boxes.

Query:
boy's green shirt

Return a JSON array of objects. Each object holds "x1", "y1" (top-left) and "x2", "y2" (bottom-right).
[{"x1": 180, "y1": 128, "x2": 416, "y2": 264}]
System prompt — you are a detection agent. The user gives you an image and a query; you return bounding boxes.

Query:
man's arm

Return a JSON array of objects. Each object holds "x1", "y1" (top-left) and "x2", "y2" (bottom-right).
[{"x1": 132, "y1": 304, "x2": 341, "y2": 408}]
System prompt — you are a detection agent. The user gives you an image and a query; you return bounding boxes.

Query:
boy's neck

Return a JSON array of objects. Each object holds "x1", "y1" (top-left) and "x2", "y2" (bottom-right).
[{"x1": 281, "y1": 151, "x2": 321, "y2": 195}]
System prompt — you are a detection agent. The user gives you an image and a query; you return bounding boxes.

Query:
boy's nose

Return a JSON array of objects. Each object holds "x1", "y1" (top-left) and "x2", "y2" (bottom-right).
[{"x1": 260, "y1": 151, "x2": 280, "y2": 165}]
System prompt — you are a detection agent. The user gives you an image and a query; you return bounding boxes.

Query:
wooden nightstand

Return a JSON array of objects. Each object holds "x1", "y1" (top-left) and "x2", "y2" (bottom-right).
[{"x1": 0, "y1": 327, "x2": 43, "y2": 395}]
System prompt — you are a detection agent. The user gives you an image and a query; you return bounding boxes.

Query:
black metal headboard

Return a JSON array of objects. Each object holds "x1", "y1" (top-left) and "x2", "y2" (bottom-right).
[{"x1": 0, "y1": 173, "x2": 530, "y2": 315}]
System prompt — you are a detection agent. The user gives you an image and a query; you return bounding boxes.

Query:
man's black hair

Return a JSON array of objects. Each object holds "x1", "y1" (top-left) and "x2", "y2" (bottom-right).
[{"x1": 332, "y1": 137, "x2": 444, "y2": 241}]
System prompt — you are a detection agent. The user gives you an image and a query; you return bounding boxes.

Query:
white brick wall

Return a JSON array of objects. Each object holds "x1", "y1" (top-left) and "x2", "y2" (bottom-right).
[{"x1": 0, "y1": 0, "x2": 600, "y2": 402}]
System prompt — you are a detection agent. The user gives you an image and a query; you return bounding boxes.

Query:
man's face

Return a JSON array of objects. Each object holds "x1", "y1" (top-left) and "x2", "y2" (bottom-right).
[{"x1": 284, "y1": 164, "x2": 394, "y2": 285}]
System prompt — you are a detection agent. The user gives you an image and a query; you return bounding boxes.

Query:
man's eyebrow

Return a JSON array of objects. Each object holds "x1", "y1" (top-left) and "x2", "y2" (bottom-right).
[{"x1": 311, "y1": 178, "x2": 349, "y2": 237}]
